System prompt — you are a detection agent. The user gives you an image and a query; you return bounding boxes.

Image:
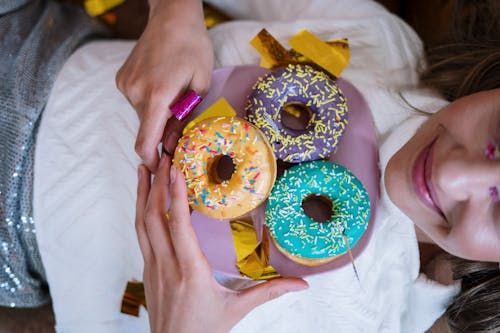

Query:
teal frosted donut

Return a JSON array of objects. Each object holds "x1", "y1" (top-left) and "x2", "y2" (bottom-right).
[{"x1": 265, "y1": 160, "x2": 370, "y2": 266}]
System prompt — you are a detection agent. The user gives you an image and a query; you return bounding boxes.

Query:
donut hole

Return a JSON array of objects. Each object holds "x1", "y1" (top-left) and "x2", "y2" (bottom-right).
[
  {"x1": 281, "y1": 102, "x2": 312, "y2": 131},
  {"x1": 208, "y1": 154, "x2": 236, "y2": 184},
  {"x1": 277, "y1": 160, "x2": 294, "y2": 178},
  {"x1": 301, "y1": 194, "x2": 334, "y2": 223}
]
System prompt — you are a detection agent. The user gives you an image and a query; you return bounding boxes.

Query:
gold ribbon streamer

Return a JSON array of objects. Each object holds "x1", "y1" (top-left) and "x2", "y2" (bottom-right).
[
  {"x1": 84, "y1": 0, "x2": 125, "y2": 17},
  {"x1": 230, "y1": 219, "x2": 280, "y2": 280},
  {"x1": 250, "y1": 28, "x2": 350, "y2": 79},
  {"x1": 121, "y1": 281, "x2": 146, "y2": 317}
]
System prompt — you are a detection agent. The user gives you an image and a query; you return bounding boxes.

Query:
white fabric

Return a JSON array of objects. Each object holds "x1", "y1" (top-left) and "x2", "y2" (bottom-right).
[{"x1": 34, "y1": 0, "x2": 458, "y2": 332}]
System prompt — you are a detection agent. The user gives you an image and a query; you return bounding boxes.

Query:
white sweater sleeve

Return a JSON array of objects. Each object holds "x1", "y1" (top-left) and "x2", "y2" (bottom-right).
[{"x1": 205, "y1": 0, "x2": 389, "y2": 21}]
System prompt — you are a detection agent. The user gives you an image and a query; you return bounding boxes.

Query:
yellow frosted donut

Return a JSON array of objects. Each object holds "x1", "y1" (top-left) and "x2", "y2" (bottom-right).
[{"x1": 173, "y1": 116, "x2": 277, "y2": 219}]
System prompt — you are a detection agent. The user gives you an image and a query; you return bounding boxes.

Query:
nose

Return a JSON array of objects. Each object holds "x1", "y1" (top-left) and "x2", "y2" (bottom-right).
[{"x1": 434, "y1": 148, "x2": 500, "y2": 202}]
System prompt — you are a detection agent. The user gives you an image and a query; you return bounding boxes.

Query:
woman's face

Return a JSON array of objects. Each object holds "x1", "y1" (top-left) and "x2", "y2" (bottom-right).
[{"x1": 385, "y1": 88, "x2": 500, "y2": 261}]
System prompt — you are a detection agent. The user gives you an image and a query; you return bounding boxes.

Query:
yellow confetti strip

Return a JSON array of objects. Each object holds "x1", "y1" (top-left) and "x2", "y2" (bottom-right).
[
  {"x1": 251, "y1": 28, "x2": 350, "y2": 79},
  {"x1": 230, "y1": 220, "x2": 280, "y2": 280},
  {"x1": 84, "y1": 0, "x2": 125, "y2": 17},
  {"x1": 289, "y1": 30, "x2": 349, "y2": 78},
  {"x1": 182, "y1": 97, "x2": 237, "y2": 135}
]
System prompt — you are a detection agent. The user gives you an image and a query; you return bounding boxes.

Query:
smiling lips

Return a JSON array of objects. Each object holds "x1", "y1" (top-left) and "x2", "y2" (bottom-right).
[{"x1": 412, "y1": 140, "x2": 444, "y2": 217}]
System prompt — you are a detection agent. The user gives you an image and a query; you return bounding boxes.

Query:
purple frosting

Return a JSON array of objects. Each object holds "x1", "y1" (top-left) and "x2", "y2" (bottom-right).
[{"x1": 245, "y1": 64, "x2": 348, "y2": 163}]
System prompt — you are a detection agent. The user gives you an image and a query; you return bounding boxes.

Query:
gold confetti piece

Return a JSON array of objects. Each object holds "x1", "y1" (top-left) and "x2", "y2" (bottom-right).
[
  {"x1": 288, "y1": 29, "x2": 349, "y2": 78},
  {"x1": 84, "y1": 0, "x2": 125, "y2": 17},
  {"x1": 250, "y1": 28, "x2": 350, "y2": 79},
  {"x1": 182, "y1": 97, "x2": 237, "y2": 135},
  {"x1": 230, "y1": 219, "x2": 280, "y2": 280},
  {"x1": 250, "y1": 29, "x2": 295, "y2": 69},
  {"x1": 120, "y1": 281, "x2": 146, "y2": 317},
  {"x1": 282, "y1": 103, "x2": 304, "y2": 118}
]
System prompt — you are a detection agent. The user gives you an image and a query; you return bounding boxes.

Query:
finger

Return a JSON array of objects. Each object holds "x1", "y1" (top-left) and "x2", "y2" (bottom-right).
[
  {"x1": 162, "y1": 117, "x2": 185, "y2": 155},
  {"x1": 115, "y1": 62, "x2": 143, "y2": 109},
  {"x1": 167, "y1": 165, "x2": 207, "y2": 269},
  {"x1": 115, "y1": 63, "x2": 127, "y2": 94},
  {"x1": 233, "y1": 278, "x2": 309, "y2": 316},
  {"x1": 144, "y1": 155, "x2": 176, "y2": 261},
  {"x1": 189, "y1": 70, "x2": 212, "y2": 99},
  {"x1": 135, "y1": 165, "x2": 153, "y2": 261},
  {"x1": 135, "y1": 85, "x2": 181, "y2": 172},
  {"x1": 135, "y1": 108, "x2": 168, "y2": 173}
]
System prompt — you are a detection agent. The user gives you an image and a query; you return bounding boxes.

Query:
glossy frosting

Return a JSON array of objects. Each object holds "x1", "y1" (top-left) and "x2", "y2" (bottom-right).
[
  {"x1": 174, "y1": 116, "x2": 276, "y2": 219},
  {"x1": 266, "y1": 160, "x2": 370, "y2": 261},
  {"x1": 246, "y1": 64, "x2": 348, "y2": 163}
]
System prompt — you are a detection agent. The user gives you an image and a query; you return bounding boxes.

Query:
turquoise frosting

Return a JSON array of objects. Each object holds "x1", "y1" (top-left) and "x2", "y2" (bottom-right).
[{"x1": 265, "y1": 160, "x2": 370, "y2": 260}]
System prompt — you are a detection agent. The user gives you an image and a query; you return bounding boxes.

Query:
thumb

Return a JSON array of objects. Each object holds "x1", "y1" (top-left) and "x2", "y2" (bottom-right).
[{"x1": 233, "y1": 278, "x2": 308, "y2": 316}]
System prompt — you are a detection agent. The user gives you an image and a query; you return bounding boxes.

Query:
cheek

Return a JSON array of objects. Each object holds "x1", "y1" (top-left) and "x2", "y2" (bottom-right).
[
  {"x1": 385, "y1": 146, "x2": 414, "y2": 211},
  {"x1": 445, "y1": 222, "x2": 500, "y2": 261}
]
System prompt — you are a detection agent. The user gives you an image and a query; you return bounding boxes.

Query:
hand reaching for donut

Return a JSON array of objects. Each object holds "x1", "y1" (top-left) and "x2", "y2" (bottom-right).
[
  {"x1": 135, "y1": 155, "x2": 309, "y2": 333},
  {"x1": 117, "y1": 0, "x2": 213, "y2": 172}
]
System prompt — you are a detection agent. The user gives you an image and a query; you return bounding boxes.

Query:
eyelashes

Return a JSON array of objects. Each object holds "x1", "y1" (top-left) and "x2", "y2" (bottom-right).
[{"x1": 486, "y1": 141, "x2": 500, "y2": 202}]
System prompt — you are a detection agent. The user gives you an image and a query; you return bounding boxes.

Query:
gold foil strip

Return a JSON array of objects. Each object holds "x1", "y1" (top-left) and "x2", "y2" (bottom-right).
[
  {"x1": 183, "y1": 97, "x2": 237, "y2": 135},
  {"x1": 230, "y1": 219, "x2": 280, "y2": 280},
  {"x1": 289, "y1": 30, "x2": 349, "y2": 79},
  {"x1": 250, "y1": 28, "x2": 350, "y2": 79},
  {"x1": 84, "y1": 0, "x2": 125, "y2": 17},
  {"x1": 121, "y1": 281, "x2": 146, "y2": 317},
  {"x1": 250, "y1": 29, "x2": 295, "y2": 69}
]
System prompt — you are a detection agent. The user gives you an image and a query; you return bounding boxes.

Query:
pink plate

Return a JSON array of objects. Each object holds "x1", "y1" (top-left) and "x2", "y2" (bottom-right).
[{"x1": 184, "y1": 65, "x2": 380, "y2": 278}]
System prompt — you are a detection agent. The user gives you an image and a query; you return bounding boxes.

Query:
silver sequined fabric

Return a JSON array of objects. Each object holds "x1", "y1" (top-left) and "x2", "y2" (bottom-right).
[{"x1": 0, "y1": 0, "x2": 108, "y2": 307}]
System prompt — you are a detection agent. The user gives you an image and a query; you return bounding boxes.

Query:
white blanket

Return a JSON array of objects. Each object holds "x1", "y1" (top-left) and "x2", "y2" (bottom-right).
[{"x1": 34, "y1": 0, "x2": 457, "y2": 332}]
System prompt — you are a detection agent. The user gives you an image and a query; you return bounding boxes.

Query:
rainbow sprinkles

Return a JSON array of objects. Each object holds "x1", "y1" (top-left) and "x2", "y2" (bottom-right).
[
  {"x1": 173, "y1": 116, "x2": 277, "y2": 220},
  {"x1": 246, "y1": 64, "x2": 348, "y2": 163},
  {"x1": 265, "y1": 160, "x2": 370, "y2": 266}
]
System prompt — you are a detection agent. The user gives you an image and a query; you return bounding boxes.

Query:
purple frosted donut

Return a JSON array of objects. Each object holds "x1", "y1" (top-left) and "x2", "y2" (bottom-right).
[{"x1": 245, "y1": 64, "x2": 348, "y2": 163}]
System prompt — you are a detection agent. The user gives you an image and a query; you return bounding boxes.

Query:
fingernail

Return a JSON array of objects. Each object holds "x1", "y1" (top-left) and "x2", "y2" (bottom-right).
[
  {"x1": 170, "y1": 165, "x2": 177, "y2": 183},
  {"x1": 165, "y1": 132, "x2": 180, "y2": 153},
  {"x1": 162, "y1": 145, "x2": 173, "y2": 157},
  {"x1": 162, "y1": 132, "x2": 174, "y2": 154}
]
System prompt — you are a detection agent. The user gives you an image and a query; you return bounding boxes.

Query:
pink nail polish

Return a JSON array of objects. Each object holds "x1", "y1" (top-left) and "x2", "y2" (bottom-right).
[{"x1": 171, "y1": 90, "x2": 202, "y2": 121}]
